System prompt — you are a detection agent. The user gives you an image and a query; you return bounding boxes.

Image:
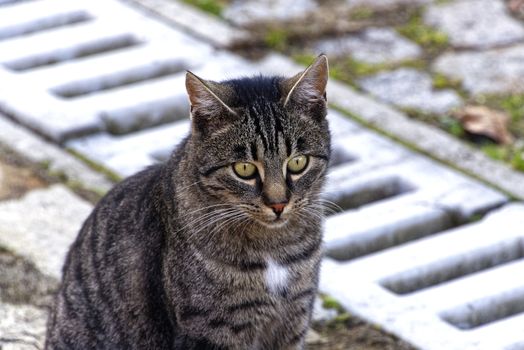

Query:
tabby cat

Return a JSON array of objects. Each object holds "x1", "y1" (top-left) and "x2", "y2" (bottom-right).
[{"x1": 45, "y1": 55, "x2": 331, "y2": 350}]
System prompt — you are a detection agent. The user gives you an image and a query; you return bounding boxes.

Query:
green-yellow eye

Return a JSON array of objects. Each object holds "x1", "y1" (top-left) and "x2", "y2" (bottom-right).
[
  {"x1": 233, "y1": 162, "x2": 257, "y2": 179},
  {"x1": 287, "y1": 155, "x2": 308, "y2": 174}
]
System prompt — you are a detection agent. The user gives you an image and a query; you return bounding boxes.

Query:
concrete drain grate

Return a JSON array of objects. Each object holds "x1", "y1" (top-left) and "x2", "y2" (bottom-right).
[
  {"x1": 0, "y1": 0, "x2": 522, "y2": 349},
  {"x1": 321, "y1": 204, "x2": 524, "y2": 350},
  {"x1": 0, "y1": 0, "x2": 254, "y2": 142}
]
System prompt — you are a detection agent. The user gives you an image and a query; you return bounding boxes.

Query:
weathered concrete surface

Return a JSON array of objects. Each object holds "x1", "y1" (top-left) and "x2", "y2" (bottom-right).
[
  {"x1": 224, "y1": 0, "x2": 317, "y2": 26},
  {"x1": 433, "y1": 44, "x2": 524, "y2": 95},
  {"x1": 425, "y1": 0, "x2": 524, "y2": 49},
  {"x1": 0, "y1": 303, "x2": 47, "y2": 350},
  {"x1": 359, "y1": 68, "x2": 462, "y2": 113},
  {"x1": 0, "y1": 185, "x2": 92, "y2": 279},
  {"x1": 347, "y1": 0, "x2": 433, "y2": 10},
  {"x1": 0, "y1": 249, "x2": 58, "y2": 308},
  {"x1": 315, "y1": 28, "x2": 421, "y2": 64},
  {"x1": 0, "y1": 114, "x2": 113, "y2": 193}
]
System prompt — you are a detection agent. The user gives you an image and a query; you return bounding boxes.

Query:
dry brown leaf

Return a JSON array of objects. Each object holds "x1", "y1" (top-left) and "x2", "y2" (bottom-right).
[
  {"x1": 508, "y1": 0, "x2": 524, "y2": 13},
  {"x1": 454, "y1": 106, "x2": 514, "y2": 144}
]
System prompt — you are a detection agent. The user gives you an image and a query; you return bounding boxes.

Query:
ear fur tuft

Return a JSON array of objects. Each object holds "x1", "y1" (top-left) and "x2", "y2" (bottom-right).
[
  {"x1": 282, "y1": 55, "x2": 329, "y2": 107},
  {"x1": 185, "y1": 71, "x2": 237, "y2": 117}
]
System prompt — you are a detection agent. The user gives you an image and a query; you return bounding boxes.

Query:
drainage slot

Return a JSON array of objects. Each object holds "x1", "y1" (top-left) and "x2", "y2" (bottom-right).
[
  {"x1": 4, "y1": 33, "x2": 140, "y2": 71},
  {"x1": 324, "y1": 175, "x2": 415, "y2": 212},
  {"x1": 381, "y1": 239, "x2": 524, "y2": 295},
  {"x1": 0, "y1": 0, "x2": 32, "y2": 7},
  {"x1": 51, "y1": 62, "x2": 186, "y2": 98},
  {"x1": 0, "y1": 10, "x2": 92, "y2": 41},
  {"x1": 326, "y1": 207, "x2": 456, "y2": 261},
  {"x1": 329, "y1": 145, "x2": 357, "y2": 168},
  {"x1": 441, "y1": 284, "x2": 524, "y2": 330}
]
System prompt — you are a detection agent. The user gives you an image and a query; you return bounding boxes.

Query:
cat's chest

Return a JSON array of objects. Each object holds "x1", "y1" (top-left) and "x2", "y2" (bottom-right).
[{"x1": 264, "y1": 258, "x2": 290, "y2": 294}]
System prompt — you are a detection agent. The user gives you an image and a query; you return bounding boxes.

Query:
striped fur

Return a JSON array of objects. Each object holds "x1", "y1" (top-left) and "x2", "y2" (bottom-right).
[{"x1": 46, "y1": 56, "x2": 330, "y2": 350}]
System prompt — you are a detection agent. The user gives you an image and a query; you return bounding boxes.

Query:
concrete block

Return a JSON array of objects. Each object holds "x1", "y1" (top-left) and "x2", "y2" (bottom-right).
[
  {"x1": 359, "y1": 68, "x2": 462, "y2": 114},
  {"x1": 223, "y1": 0, "x2": 317, "y2": 26},
  {"x1": 346, "y1": 0, "x2": 433, "y2": 10},
  {"x1": 0, "y1": 302, "x2": 47, "y2": 350},
  {"x1": 315, "y1": 28, "x2": 422, "y2": 64},
  {"x1": 425, "y1": 0, "x2": 524, "y2": 49},
  {"x1": 0, "y1": 185, "x2": 92, "y2": 279},
  {"x1": 433, "y1": 44, "x2": 524, "y2": 95}
]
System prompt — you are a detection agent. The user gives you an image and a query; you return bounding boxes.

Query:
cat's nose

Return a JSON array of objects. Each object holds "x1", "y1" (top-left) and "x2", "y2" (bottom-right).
[{"x1": 268, "y1": 202, "x2": 287, "y2": 217}]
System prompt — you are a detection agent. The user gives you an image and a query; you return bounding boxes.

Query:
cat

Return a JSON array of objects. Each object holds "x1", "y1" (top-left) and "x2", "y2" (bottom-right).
[{"x1": 45, "y1": 55, "x2": 331, "y2": 350}]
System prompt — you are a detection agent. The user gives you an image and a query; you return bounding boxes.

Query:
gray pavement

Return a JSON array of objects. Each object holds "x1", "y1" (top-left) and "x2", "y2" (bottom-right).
[{"x1": 1, "y1": 0, "x2": 524, "y2": 349}]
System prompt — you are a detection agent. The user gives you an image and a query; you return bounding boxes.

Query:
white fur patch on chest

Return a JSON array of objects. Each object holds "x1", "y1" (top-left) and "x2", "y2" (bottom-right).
[{"x1": 265, "y1": 258, "x2": 289, "y2": 294}]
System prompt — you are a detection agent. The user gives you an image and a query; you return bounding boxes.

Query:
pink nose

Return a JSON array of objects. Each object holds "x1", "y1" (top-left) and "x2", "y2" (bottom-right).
[{"x1": 268, "y1": 202, "x2": 287, "y2": 216}]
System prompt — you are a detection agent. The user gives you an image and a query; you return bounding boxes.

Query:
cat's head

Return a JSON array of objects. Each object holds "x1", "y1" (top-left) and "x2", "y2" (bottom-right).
[{"x1": 184, "y1": 55, "x2": 330, "y2": 229}]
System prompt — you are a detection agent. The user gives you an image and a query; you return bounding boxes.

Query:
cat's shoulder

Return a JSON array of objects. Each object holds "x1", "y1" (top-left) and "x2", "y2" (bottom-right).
[{"x1": 98, "y1": 163, "x2": 165, "y2": 209}]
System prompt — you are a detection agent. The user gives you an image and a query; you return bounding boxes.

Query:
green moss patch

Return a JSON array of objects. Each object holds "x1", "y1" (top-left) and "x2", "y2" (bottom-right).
[
  {"x1": 264, "y1": 27, "x2": 290, "y2": 51},
  {"x1": 181, "y1": 0, "x2": 226, "y2": 16},
  {"x1": 397, "y1": 11, "x2": 449, "y2": 55}
]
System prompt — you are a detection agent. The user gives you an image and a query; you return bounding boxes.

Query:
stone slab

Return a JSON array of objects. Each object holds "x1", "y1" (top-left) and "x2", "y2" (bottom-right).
[
  {"x1": 425, "y1": 0, "x2": 524, "y2": 49},
  {"x1": 320, "y1": 203, "x2": 524, "y2": 350},
  {"x1": 223, "y1": 0, "x2": 317, "y2": 26},
  {"x1": 346, "y1": 0, "x2": 433, "y2": 10},
  {"x1": 359, "y1": 68, "x2": 462, "y2": 114},
  {"x1": 0, "y1": 185, "x2": 92, "y2": 279},
  {"x1": 315, "y1": 27, "x2": 422, "y2": 64},
  {"x1": 433, "y1": 44, "x2": 524, "y2": 95},
  {"x1": 0, "y1": 303, "x2": 47, "y2": 350}
]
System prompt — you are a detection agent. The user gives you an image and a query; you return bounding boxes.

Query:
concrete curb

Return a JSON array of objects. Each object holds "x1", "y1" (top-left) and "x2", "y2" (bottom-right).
[{"x1": 0, "y1": 114, "x2": 114, "y2": 194}]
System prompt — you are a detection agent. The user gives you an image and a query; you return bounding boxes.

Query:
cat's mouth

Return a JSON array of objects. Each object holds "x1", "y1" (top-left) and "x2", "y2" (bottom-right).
[{"x1": 253, "y1": 215, "x2": 289, "y2": 229}]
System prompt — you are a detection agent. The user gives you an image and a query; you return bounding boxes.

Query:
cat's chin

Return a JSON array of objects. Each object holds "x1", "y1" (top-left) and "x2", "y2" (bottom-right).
[{"x1": 255, "y1": 217, "x2": 289, "y2": 229}]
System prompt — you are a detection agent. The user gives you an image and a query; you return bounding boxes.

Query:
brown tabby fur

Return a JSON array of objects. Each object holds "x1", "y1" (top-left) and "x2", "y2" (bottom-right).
[{"x1": 45, "y1": 56, "x2": 331, "y2": 349}]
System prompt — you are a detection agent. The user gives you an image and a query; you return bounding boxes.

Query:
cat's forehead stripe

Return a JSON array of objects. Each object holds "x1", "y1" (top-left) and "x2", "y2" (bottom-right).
[{"x1": 247, "y1": 101, "x2": 290, "y2": 156}]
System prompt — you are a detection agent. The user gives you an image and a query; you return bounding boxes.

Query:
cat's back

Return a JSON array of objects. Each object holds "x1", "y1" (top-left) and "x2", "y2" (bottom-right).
[{"x1": 45, "y1": 163, "x2": 174, "y2": 349}]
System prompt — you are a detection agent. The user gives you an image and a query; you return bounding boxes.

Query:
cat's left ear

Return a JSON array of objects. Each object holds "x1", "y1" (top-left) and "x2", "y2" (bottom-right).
[{"x1": 281, "y1": 54, "x2": 329, "y2": 109}]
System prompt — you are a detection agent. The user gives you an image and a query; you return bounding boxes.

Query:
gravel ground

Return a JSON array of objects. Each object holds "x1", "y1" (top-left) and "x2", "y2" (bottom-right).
[{"x1": 310, "y1": 317, "x2": 416, "y2": 350}]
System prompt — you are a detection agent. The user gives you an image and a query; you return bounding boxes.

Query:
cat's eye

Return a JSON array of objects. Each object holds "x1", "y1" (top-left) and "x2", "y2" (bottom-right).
[
  {"x1": 287, "y1": 155, "x2": 308, "y2": 174},
  {"x1": 233, "y1": 162, "x2": 257, "y2": 179}
]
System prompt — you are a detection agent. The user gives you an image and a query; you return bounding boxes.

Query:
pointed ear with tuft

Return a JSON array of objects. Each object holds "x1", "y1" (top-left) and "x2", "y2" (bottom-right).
[
  {"x1": 281, "y1": 55, "x2": 329, "y2": 110},
  {"x1": 185, "y1": 71, "x2": 238, "y2": 135}
]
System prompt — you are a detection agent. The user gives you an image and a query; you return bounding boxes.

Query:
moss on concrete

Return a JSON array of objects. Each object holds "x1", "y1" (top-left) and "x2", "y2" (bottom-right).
[
  {"x1": 181, "y1": 0, "x2": 225, "y2": 16},
  {"x1": 397, "y1": 11, "x2": 449, "y2": 55}
]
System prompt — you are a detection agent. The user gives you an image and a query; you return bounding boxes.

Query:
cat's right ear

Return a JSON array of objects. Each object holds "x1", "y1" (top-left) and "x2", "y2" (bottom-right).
[
  {"x1": 281, "y1": 55, "x2": 329, "y2": 110},
  {"x1": 185, "y1": 71, "x2": 237, "y2": 135}
]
